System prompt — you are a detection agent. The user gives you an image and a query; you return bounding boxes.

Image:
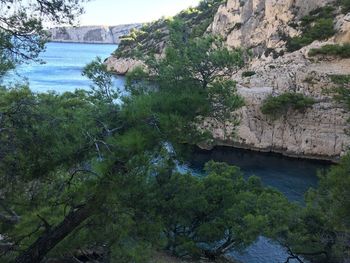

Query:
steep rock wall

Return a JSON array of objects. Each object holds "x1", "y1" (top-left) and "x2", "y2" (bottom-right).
[{"x1": 204, "y1": 0, "x2": 350, "y2": 161}]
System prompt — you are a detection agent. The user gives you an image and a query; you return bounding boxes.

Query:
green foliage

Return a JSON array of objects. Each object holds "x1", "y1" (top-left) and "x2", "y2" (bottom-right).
[
  {"x1": 287, "y1": 18, "x2": 335, "y2": 52},
  {"x1": 286, "y1": 36, "x2": 314, "y2": 52},
  {"x1": 340, "y1": 0, "x2": 350, "y2": 13},
  {"x1": 328, "y1": 74, "x2": 350, "y2": 111},
  {"x1": 114, "y1": 0, "x2": 226, "y2": 59},
  {"x1": 125, "y1": 27, "x2": 245, "y2": 144},
  {"x1": 0, "y1": 86, "x2": 129, "y2": 262},
  {"x1": 242, "y1": 71, "x2": 256, "y2": 78},
  {"x1": 308, "y1": 44, "x2": 350, "y2": 58},
  {"x1": 0, "y1": 86, "x2": 111, "y2": 184},
  {"x1": 280, "y1": 154, "x2": 350, "y2": 263},
  {"x1": 330, "y1": 74, "x2": 350, "y2": 85},
  {"x1": 0, "y1": 20, "x2": 246, "y2": 262},
  {"x1": 82, "y1": 57, "x2": 118, "y2": 102},
  {"x1": 153, "y1": 161, "x2": 293, "y2": 259},
  {"x1": 286, "y1": 6, "x2": 336, "y2": 52},
  {"x1": 261, "y1": 92, "x2": 316, "y2": 118}
]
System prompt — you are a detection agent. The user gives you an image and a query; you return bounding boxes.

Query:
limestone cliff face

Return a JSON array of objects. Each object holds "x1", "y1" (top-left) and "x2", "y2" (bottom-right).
[
  {"x1": 105, "y1": 57, "x2": 145, "y2": 75},
  {"x1": 204, "y1": 0, "x2": 350, "y2": 161},
  {"x1": 209, "y1": 0, "x2": 348, "y2": 54},
  {"x1": 106, "y1": 0, "x2": 350, "y2": 161},
  {"x1": 49, "y1": 24, "x2": 141, "y2": 44}
]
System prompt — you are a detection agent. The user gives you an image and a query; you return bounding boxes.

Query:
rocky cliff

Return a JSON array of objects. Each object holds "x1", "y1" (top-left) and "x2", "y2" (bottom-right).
[
  {"x1": 49, "y1": 24, "x2": 141, "y2": 44},
  {"x1": 106, "y1": 0, "x2": 350, "y2": 161}
]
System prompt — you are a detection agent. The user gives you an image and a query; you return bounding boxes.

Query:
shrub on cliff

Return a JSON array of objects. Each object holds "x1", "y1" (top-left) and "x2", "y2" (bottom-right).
[
  {"x1": 329, "y1": 74, "x2": 350, "y2": 112},
  {"x1": 286, "y1": 6, "x2": 336, "y2": 52},
  {"x1": 340, "y1": 0, "x2": 350, "y2": 13},
  {"x1": 114, "y1": 0, "x2": 226, "y2": 59},
  {"x1": 261, "y1": 92, "x2": 315, "y2": 118},
  {"x1": 287, "y1": 18, "x2": 336, "y2": 52},
  {"x1": 308, "y1": 44, "x2": 350, "y2": 58},
  {"x1": 242, "y1": 71, "x2": 256, "y2": 78}
]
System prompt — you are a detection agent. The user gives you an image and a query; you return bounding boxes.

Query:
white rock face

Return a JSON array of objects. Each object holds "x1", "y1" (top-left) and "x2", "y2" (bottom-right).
[
  {"x1": 209, "y1": 0, "x2": 339, "y2": 51},
  {"x1": 205, "y1": 0, "x2": 350, "y2": 161},
  {"x1": 49, "y1": 24, "x2": 141, "y2": 44},
  {"x1": 105, "y1": 57, "x2": 144, "y2": 75}
]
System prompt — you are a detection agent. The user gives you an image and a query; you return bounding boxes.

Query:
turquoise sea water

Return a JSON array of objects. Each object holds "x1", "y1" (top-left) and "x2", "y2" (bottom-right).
[
  {"x1": 4, "y1": 42, "x2": 329, "y2": 263},
  {"x1": 4, "y1": 42, "x2": 124, "y2": 93}
]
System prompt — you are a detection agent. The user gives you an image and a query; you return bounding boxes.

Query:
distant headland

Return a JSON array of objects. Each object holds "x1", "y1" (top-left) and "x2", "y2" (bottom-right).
[{"x1": 48, "y1": 24, "x2": 142, "y2": 44}]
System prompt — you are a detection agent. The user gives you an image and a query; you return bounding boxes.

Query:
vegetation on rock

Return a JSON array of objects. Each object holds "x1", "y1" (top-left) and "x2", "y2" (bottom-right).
[
  {"x1": 114, "y1": 0, "x2": 226, "y2": 59},
  {"x1": 261, "y1": 92, "x2": 316, "y2": 118},
  {"x1": 339, "y1": 0, "x2": 350, "y2": 13},
  {"x1": 329, "y1": 74, "x2": 350, "y2": 111},
  {"x1": 241, "y1": 71, "x2": 256, "y2": 78},
  {"x1": 286, "y1": 6, "x2": 336, "y2": 52},
  {"x1": 308, "y1": 44, "x2": 350, "y2": 58}
]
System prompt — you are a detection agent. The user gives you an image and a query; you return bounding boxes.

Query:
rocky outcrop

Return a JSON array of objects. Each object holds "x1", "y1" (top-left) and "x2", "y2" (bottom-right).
[
  {"x1": 49, "y1": 24, "x2": 141, "y2": 44},
  {"x1": 209, "y1": 0, "x2": 348, "y2": 54},
  {"x1": 106, "y1": 0, "x2": 350, "y2": 161},
  {"x1": 105, "y1": 57, "x2": 144, "y2": 75}
]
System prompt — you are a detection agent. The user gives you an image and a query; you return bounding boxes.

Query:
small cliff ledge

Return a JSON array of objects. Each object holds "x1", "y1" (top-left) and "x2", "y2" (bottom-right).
[
  {"x1": 49, "y1": 24, "x2": 141, "y2": 44},
  {"x1": 105, "y1": 0, "x2": 350, "y2": 161}
]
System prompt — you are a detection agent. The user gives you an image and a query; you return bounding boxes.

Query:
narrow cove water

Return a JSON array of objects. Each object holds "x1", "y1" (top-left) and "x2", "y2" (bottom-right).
[
  {"x1": 186, "y1": 146, "x2": 330, "y2": 263},
  {"x1": 4, "y1": 42, "x2": 331, "y2": 263}
]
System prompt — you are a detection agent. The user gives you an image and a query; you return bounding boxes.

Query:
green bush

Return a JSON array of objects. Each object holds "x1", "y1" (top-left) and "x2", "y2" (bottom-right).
[
  {"x1": 301, "y1": 6, "x2": 335, "y2": 26},
  {"x1": 307, "y1": 18, "x2": 336, "y2": 40},
  {"x1": 286, "y1": 36, "x2": 313, "y2": 52},
  {"x1": 308, "y1": 44, "x2": 350, "y2": 58},
  {"x1": 114, "y1": 0, "x2": 226, "y2": 59},
  {"x1": 286, "y1": 6, "x2": 336, "y2": 52},
  {"x1": 261, "y1": 92, "x2": 316, "y2": 117},
  {"x1": 287, "y1": 18, "x2": 335, "y2": 52},
  {"x1": 340, "y1": 0, "x2": 350, "y2": 13},
  {"x1": 329, "y1": 74, "x2": 350, "y2": 111},
  {"x1": 242, "y1": 71, "x2": 256, "y2": 77},
  {"x1": 329, "y1": 74, "x2": 350, "y2": 85}
]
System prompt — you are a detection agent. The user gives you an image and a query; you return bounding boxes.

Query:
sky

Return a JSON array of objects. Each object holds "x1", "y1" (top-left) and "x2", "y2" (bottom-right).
[{"x1": 79, "y1": 0, "x2": 202, "y2": 26}]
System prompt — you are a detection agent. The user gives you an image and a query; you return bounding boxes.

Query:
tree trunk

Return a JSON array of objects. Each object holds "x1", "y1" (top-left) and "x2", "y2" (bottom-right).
[
  {"x1": 203, "y1": 237, "x2": 234, "y2": 260},
  {"x1": 14, "y1": 204, "x2": 92, "y2": 263}
]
